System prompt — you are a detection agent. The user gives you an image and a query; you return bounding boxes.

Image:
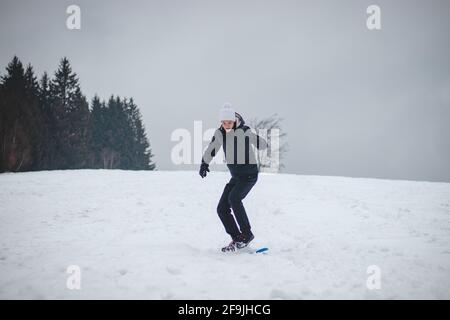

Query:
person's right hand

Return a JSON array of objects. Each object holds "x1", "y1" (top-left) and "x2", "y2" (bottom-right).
[{"x1": 199, "y1": 162, "x2": 210, "y2": 178}]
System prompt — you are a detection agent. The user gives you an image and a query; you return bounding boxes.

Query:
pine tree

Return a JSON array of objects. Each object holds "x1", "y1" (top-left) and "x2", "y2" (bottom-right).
[
  {"x1": 49, "y1": 57, "x2": 90, "y2": 169},
  {"x1": 24, "y1": 64, "x2": 45, "y2": 170},
  {"x1": 95, "y1": 95, "x2": 119, "y2": 169},
  {"x1": 0, "y1": 56, "x2": 43, "y2": 172},
  {"x1": 37, "y1": 72, "x2": 54, "y2": 170},
  {"x1": 125, "y1": 98, "x2": 155, "y2": 170},
  {"x1": 89, "y1": 95, "x2": 107, "y2": 168}
]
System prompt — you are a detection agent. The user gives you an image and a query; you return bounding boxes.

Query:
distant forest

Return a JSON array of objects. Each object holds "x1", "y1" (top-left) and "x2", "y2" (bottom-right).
[{"x1": 0, "y1": 56, "x2": 156, "y2": 172}]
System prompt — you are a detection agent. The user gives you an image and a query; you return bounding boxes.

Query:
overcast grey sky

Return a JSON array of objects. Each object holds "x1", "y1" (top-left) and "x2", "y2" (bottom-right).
[{"x1": 1, "y1": 0, "x2": 449, "y2": 182}]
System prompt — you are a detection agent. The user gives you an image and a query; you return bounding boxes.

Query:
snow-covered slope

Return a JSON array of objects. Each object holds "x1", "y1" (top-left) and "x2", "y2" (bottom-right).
[{"x1": 0, "y1": 170, "x2": 449, "y2": 299}]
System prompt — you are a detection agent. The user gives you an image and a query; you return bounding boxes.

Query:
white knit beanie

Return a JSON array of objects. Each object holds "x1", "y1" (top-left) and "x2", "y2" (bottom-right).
[{"x1": 219, "y1": 103, "x2": 236, "y2": 121}]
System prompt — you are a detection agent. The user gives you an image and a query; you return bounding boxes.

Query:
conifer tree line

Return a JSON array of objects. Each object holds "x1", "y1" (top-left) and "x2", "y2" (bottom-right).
[{"x1": 0, "y1": 56, "x2": 156, "y2": 172}]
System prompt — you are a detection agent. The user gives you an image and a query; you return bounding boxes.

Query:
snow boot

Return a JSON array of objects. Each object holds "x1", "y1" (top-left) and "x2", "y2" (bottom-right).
[
  {"x1": 221, "y1": 240, "x2": 238, "y2": 252},
  {"x1": 235, "y1": 232, "x2": 255, "y2": 249}
]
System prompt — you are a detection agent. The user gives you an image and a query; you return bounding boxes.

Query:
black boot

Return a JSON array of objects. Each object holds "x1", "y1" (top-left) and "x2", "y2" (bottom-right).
[
  {"x1": 235, "y1": 231, "x2": 255, "y2": 249},
  {"x1": 221, "y1": 240, "x2": 238, "y2": 252}
]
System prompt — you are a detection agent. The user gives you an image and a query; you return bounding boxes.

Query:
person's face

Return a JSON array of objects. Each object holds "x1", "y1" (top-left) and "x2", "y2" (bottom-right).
[{"x1": 221, "y1": 120, "x2": 235, "y2": 132}]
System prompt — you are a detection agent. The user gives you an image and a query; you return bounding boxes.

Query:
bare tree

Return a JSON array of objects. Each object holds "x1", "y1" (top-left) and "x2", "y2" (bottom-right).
[{"x1": 248, "y1": 113, "x2": 288, "y2": 172}]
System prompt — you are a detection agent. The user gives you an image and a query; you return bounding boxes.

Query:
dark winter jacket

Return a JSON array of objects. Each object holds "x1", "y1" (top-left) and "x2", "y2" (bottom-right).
[{"x1": 201, "y1": 112, "x2": 268, "y2": 176}]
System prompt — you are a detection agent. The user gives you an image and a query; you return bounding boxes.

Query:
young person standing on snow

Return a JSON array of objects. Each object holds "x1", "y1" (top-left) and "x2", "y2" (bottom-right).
[{"x1": 199, "y1": 103, "x2": 268, "y2": 252}]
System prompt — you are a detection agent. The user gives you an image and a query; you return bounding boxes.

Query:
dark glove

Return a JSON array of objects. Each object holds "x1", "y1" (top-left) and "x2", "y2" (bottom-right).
[{"x1": 199, "y1": 162, "x2": 210, "y2": 178}]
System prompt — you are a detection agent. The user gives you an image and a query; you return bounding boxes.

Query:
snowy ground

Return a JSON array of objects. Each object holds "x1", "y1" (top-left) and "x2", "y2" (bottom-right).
[{"x1": 0, "y1": 169, "x2": 449, "y2": 299}]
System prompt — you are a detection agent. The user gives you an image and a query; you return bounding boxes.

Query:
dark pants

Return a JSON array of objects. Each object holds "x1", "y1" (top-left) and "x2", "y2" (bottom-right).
[{"x1": 216, "y1": 173, "x2": 258, "y2": 239}]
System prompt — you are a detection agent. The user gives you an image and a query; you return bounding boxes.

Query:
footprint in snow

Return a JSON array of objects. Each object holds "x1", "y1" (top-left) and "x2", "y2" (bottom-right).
[
  {"x1": 166, "y1": 267, "x2": 182, "y2": 275},
  {"x1": 118, "y1": 269, "x2": 128, "y2": 276},
  {"x1": 270, "y1": 288, "x2": 293, "y2": 299},
  {"x1": 272, "y1": 209, "x2": 284, "y2": 215}
]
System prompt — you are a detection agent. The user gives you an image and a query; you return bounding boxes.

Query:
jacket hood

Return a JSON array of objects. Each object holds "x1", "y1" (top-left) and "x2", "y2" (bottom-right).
[{"x1": 234, "y1": 112, "x2": 245, "y2": 128}]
